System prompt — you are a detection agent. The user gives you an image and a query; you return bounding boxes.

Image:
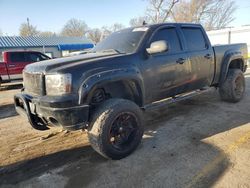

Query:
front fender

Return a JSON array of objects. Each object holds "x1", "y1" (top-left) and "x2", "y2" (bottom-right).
[{"x1": 78, "y1": 68, "x2": 145, "y2": 105}]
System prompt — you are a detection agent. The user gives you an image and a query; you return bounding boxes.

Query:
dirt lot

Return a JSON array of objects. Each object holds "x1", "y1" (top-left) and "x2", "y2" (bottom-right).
[{"x1": 0, "y1": 73, "x2": 250, "y2": 188}]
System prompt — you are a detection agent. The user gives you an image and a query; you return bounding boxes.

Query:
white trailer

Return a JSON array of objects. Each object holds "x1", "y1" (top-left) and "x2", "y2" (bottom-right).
[{"x1": 207, "y1": 26, "x2": 250, "y2": 66}]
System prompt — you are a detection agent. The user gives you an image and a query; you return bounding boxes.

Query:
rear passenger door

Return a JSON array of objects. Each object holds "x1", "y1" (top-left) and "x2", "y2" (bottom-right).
[
  {"x1": 8, "y1": 52, "x2": 27, "y2": 79},
  {"x1": 180, "y1": 26, "x2": 214, "y2": 90}
]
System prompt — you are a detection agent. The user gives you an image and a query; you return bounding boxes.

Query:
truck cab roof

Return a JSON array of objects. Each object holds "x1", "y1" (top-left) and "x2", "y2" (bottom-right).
[{"x1": 129, "y1": 22, "x2": 203, "y2": 30}]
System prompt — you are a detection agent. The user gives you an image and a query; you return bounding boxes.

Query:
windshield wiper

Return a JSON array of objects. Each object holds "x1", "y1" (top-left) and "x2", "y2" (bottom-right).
[
  {"x1": 87, "y1": 50, "x2": 96, "y2": 53},
  {"x1": 99, "y1": 49, "x2": 125, "y2": 54}
]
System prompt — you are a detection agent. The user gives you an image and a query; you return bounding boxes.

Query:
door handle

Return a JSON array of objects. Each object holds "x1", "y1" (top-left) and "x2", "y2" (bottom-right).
[
  {"x1": 176, "y1": 58, "x2": 186, "y2": 64},
  {"x1": 8, "y1": 64, "x2": 16, "y2": 67},
  {"x1": 204, "y1": 54, "x2": 212, "y2": 59}
]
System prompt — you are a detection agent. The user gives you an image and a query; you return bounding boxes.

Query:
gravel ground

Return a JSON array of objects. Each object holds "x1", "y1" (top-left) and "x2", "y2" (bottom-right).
[{"x1": 0, "y1": 72, "x2": 249, "y2": 188}]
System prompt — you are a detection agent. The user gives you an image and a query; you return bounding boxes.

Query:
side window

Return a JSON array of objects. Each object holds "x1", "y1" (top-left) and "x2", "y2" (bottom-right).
[
  {"x1": 45, "y1": 52, "x2": 53, "y2": 58},
  {"x1": 25, "y1": 53, "x2": 39, "y2": 62},
  {"x1": 38, "y1": 53, "x2": 50, "y2": 60},
  {"x1": 151, "y1": 27, "x2": 181, "y2": 53},
  {"x1": 181, "y1": 27, "x2": 207, "y2": 51},
  {"x1": 10, "y1": 52, "x2": 26, "y2": 63},
  {"x1": 25, "y1": 52, "x2": 47, "y2": 62}
]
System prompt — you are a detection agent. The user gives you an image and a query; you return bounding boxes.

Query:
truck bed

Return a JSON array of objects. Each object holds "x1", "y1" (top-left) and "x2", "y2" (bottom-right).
[{"x1": 212, "y1": 43, "x2": 248, "y2": 84}]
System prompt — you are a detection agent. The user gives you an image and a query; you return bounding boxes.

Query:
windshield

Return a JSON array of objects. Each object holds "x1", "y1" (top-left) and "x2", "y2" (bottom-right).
[{"x1": 92, "y1": 27, "x2": 148, "y2": 54}]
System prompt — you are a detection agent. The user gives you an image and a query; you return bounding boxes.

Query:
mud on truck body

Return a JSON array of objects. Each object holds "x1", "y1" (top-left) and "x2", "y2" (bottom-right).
[{"x1": 14, "y1": 23, "x2": 248, "y2": 159}]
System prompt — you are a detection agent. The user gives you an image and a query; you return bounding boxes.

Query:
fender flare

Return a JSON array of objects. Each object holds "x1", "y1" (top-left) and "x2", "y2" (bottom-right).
[
  {"x1": 78, "y1": 68, "x2": 145, "y2": 106},
  {"x1": 219, "y1": 51, "x2": 244, "y2": 86}
]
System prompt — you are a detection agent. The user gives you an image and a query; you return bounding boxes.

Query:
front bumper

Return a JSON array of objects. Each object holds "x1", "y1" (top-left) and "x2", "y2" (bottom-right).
[{"x1": 14, "y1": 93, "x2": 89, "y2": 131}]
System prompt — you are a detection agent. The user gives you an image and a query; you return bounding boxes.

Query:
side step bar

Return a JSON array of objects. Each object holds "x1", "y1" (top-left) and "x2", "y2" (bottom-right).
[{"x1": 143, "y1": 88, "x2": 211, "y2": 111}]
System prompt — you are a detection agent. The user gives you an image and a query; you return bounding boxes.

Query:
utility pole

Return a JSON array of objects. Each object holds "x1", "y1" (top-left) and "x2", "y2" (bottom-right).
[
  {"x1": 27, "y1": 17, "x2": 31, "y2": 36},
  {"x1": 228, "y1": 27, "x2": 233, "y2": 44}
]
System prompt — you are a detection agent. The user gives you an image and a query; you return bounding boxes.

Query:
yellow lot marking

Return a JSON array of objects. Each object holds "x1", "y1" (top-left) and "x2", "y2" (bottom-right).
[{"x1": 186, "y1": 130, "x2": 250, "y2": 188}]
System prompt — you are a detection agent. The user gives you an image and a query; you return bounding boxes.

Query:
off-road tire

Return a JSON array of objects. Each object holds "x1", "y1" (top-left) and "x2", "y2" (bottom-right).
[
  {"x1": 87, "y1": 99, "x2": 144, "y2": 160},
  {"x1": 219, "y1": 69, "x2": 245, "y2": 103}
]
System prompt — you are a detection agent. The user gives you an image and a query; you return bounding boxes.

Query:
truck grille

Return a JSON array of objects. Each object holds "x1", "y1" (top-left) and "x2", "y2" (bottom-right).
[{"x1": 23, "y1": 71, "x2": 44, "y2": 96}]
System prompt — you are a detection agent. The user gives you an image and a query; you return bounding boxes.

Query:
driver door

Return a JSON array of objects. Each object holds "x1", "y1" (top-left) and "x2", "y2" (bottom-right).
[{"x1": 142, "y1": 26, "x2": 192, "y2": 103}]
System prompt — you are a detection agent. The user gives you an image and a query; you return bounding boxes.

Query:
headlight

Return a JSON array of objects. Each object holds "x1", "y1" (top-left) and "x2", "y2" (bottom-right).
[{"x1": 45, "y1": 74, "x2": 72, "y2": 95}]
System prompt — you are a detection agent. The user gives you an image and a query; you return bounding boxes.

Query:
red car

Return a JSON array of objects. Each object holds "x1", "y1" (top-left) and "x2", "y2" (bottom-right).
[{"x1": 0, "y1": 51, "x2": 50, "y2": 85}]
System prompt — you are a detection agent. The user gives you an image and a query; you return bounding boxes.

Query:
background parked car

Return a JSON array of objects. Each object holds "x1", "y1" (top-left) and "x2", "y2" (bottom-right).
[{"x1": 0, "y1": 51, "x2": 50, "y2": 86}]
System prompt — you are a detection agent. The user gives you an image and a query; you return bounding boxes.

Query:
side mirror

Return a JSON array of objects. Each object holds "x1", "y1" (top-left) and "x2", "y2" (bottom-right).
[{"x1": 146, "y1": 40, "x2": 168, "y2": 54}]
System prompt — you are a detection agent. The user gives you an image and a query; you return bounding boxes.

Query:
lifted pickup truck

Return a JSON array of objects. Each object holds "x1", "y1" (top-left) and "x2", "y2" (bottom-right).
[
  {"x1": 0, "y1": 51, "x2": 50, "y2": 86},
  {"x1": 14, "y1": 23, "x2": 248, "y2": 159}
]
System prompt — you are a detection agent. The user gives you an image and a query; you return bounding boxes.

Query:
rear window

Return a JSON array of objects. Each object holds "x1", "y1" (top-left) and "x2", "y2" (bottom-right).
[{"x1": 181, "y1": 27, "x2": 207, "y2": 51}]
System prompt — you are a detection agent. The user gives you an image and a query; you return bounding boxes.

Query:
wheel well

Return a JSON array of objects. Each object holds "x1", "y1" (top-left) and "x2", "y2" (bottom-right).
[
  {"x1": 88, "y1": 80, "x2": 143, "y2": 107},
  {"x1": 229, "y1": 59, "x2": 244, "y2": 71}
]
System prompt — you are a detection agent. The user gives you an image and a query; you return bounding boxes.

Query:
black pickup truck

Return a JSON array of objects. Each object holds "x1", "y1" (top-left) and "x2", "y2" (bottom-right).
[{"x1": 14, "y1": 23, "x2": 248, "y2": 159}]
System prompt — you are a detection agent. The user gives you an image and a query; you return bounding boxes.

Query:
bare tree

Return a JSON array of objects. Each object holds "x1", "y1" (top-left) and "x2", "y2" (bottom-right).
[
  {"x1": 129, "y1": 0, "x2": 236, "y2": 30},
  {"x1": 146, "y1": 0, "x2": 179, "y2": 23},
  {"x1": 86, "y1": 23, "x2": 125, "y2": 43},
  {"x1": 19, "y1": 23, "x2": 39, "y2": 37},
  {"x1": 129, "y1": 16, "x2": 150, "y2": 27},
  {"x1": 61, "y1": 18, "x2": 88, "y2": 37},
  {"x1": 129, "y1": 0, "x2": 179, "y2": 27},
  {"x1": 39, "y1": 31, "x2": 56, "y2": 37},
  {"x1": 109, "y1": 23, "x2": 125, "y2": 32},
  {"x1": 100, "y1": 23, "x2": 125, "y2": 39},
  {"x1": 204, "y1": 0, "x2": 236, "y2": 30},
  {"x1": 172, "y1": 0, "x2": 236, "y2": 30},
  {"x1": 86, "y1": 28, "x2": 102, "y2": 44}
]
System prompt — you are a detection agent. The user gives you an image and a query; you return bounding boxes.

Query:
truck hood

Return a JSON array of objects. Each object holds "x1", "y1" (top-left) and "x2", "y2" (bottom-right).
[{"x1": 24, "y1": 52, "x2": 121, "y2": 74}]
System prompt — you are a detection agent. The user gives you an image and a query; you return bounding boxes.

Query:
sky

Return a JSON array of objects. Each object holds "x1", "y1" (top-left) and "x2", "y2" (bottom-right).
[{"x1": 0, "y1": 0, "x2": 250, "y2": 36}]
